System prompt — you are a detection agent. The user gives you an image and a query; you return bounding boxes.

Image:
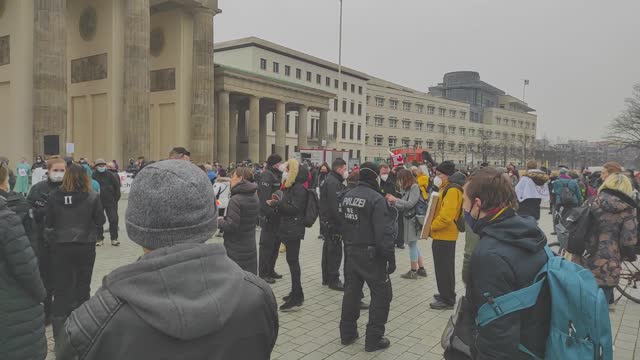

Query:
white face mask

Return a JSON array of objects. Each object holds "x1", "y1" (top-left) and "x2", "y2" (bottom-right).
[
  {"x1": 282, "y1": 172, "x2": 289, "y2": 181},
  {"x1": 342, "y1": 169, "x2": 349, "y2": 180},
  {"x1": 50, "y1": 172, "x2": 65, "y2": 183},
  {"x1": 433, "y1": 176, "x2": 443, "y2": 188},
  {"x1": 380, "y1": 174, "x2": 389, "y2": 182},
  {"x1": 278, "y1": 164, "x2": 286, "y2": 173}
]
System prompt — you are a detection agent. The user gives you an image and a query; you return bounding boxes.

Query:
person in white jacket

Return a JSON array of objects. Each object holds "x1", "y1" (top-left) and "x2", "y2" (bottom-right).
[{"x1": 213, "y1": 177, "x2": 231, "y2": 237}]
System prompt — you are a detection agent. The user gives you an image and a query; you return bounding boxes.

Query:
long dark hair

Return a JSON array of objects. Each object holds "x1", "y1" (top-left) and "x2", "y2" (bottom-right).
[
  {"x1": 61, "y1": 164, "x2": 91, "y2": 193},
  {"x1": 396, "y1": 169, "x2": 416, "y2": 190}
]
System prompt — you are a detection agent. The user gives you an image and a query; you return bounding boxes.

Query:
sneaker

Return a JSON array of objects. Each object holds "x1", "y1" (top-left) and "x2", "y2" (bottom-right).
[
  {"x1": 282, "y1": 293, "x2": 305, "y2": 303},
  {"x1": 416, "y1": 268, "x2": 427, "y2": 277},
  {"x1": 359, "y1": 301, "x2": 370, "y2": 310},
  {"x1": 270, "y1": 272, "x2": 283, "y2": 279},
  {"x1": 261, "y1": 276, "x2": 275, "y2": 284},
  {"x1": 396, "y1": 244, "x2": 405, "y2": 249},
  {"x1": 400, "y1": 270, "x2": 418, "y2": 280},
  {"x1": 328, "y1": 281, "x2": 345, "y2": 291},
  {"x1": 279, "y1": 294, "x2": 303, "y2": 311},
  {"x1": 430, "y1": 299, "x2": 454, "y2": 310},
  {"x1": 341, "y1": 334, "x2": 359, "y2": 346},
  {"x1": 365, "y1": 337, "x2": 391, "y2": 352},
  {"x1": 111, "y1": 240, "x2": 120, "y2": 246},
  {"x1": 96, "y1": 240, "x2": 104, "y2": 247}
]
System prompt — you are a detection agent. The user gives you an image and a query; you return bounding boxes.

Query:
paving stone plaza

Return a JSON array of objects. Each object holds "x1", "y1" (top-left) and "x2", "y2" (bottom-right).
[{"x1": 46, "y1": 201, "x2": 640, "y2": 360}]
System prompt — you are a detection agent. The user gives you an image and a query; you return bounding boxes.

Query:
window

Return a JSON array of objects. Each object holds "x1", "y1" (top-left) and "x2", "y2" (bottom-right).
[
  {"x1": 390, "y1": 99, "x2": 399, "y2": 110},
  {"x1": 333, "y1": 99, "x2": 338, "y2": 112},
  {"x1": 495, "y1": 131, "x2": 501, "y2": 139},
  {"x1": 437, "y1": 141, "x2": 444, "y2": 150},
  {"x1": 350, "y1": 101, "x2": 355, "y2": 115},
  {"x1": 273, "y1": 62, "x2": 279, "y2": 73},
  {"x1": 519, "y1": 120, "x2": 523, "y2": 128},
  {"x1": 525, "y1": 122, "x2": 530, "y2": 129},
  {"x1": 343, "y1": 82, "x2": 348, "y2": 91},
  {"x1": 285, "y1": 145, "x2": 289, "y2": 159},
  {"x1": 416, "y1": 104, "x2": 424, "y2": 113},
  {"x1": 365, "y1": 115, "x2": 370, "y2": 125},
  {"x1": 295, "y1": 115, "x2": 299, "y2": 134},
  {"x1": 357, "y1": 150, "x2": 361, "y2": 159},
  {"x1": 350, "y1": 124, "x2": 354, "y2": 139},
  {"x1": 460, "y1": 111, "x2": 467, "y2": 120},
  {"x1": 403, "y1": 102, "x2": 412, "y2": 112},
  {"x1": 468, "y1": 144, "x2": 474, "y2": 152},
  {"x1": 503, "y1": 132, "x2": 508, "y2": 140},
  {"x1": 333, "y1": 122, "x2": 338, "y2": 137},
  {"x1": 496, "y1": 117, "x2": 501, "y2": 125},
  {"x1": 448, "y1": 142, "x2": 455, "y2": 151},
  {"x1": 375, "y1": 97, "x2": 384, "y2": 107},
  {"x1": 351, "y1": 84, "x2": 355, "y2": 93},
  {"x1": 375, "y1": 116, "x2": 384, "y2": 127},
  {"x1": 260, "y1": 58, "x2": 267, "y2": 70},
  {"x1": 357, "y1": 103, "x2": 362, "y2": 116},
  {"x1": 326, "y1": 77, "x2": 331, "y2": 87},
  {"x1": 402, "y1": 120, "x2": 411, "y2": 129},
  {"x1": 316, "y1": 74, "x2": 322, "y2": 84},
  {"x1": 459, "y1": 128, "x2": 466, "y2": 136},
  {"x1": 449, "y1": 110, "x2": 457, "y2": 118},
  {"x1": 415, "y1": 139, "x2": 423, "y2": 148},
  {"x1": 342, "y1": 100, "x2": 347, "y2": 113},
  {"x1": 335, "y1": 79, "x2": 339, "y2": 89},
  {"x1": 296, "y1": 68, "x2": 302, "y2": 79},
  {"x1": 342, "y1": 123, "x2": 346, "y2": 139},
  {"x1": 427, "y1": 123, "x2": 435, "y2": 132},
  {"x1": 365, "y1": 134, "x2": 370, "y2": 145},
  {"x1": 306, "y1": 71, "x2": 312, "y2": 82},
  {"x1": 285, "y1": 114, "x2": 290, "y2": 132},
  {"x1": 518, "y1": 134, "x2": 523, "y2": 141},
  {"x1": 415, "y1": 122, "x2": 423, "y2": 131},
  {"x1": 358, "y1": 86, "x2": 363, "y2": 95},
  {"x1": 357, "y1": 125, "x2": 361, "y2": 140},
  {"x1": 438, "y1": 124, "x2": 445, "y2": 133},
  {"x1": 402, "y1": 138, "x2": 411, "y2": 147},
  {"x1": 511, "y1": 119, "x2": 516, "y2": 127},
  {"x1": 374, "y1": 136, "x2": 383, "y2": 146},
  {"x1": 427, "y1": 140, "x2": 434, "y2": 149},
  {"x1": 388, "y1": 137, "x2": 397, "y2": 147},
  {"x1": 511, "y1": 133, "x2": 516, "y2": 140},
  {"x1": 366, "y1": 95, "x2": 370, "y2": 105},
  {"x1": 448, "y1": 126, "x2": 456, "y2": 134},
  {"x1": 284, "y1": 65, "x2": 291, "y2": 76},
  {"x1": 389, "y1": 118, "x2": 398, "y2": 128},
  {"x1": 469, "y1": 128, "x2": 475, "y2": 136},
  {"x1": 438, "y1": 108, "x2": 446, "y2": 117},
  {"x1": 458, "y1": 143, "x2": 465, "y2": 152},
  {"x1": 427, "y1": 105, "x2": 435, "y2": 115},
  {"x1": 271, "y1": 115, "x2": 276, "y2": 131}
]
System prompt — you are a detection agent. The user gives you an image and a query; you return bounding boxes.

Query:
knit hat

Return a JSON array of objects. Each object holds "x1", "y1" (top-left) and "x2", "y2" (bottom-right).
[
  {"x1": 435, "y1": 161, "x2": 456, "y2": 176},
  {"x1": 126, "y1": 160, "x2": 217, "y2": 250},
  {"x1": 359, "y1": 162, "x2": 380, "y2": 181},
  {"x1": 266, "y1": 153, "x2": 282, "y2": 168},
  {"x1": 95, "y1": 158, "x2": 107, "y2": 166},
  {"x1": 559, "y1": 167, "x2": 569, "y2": 175}
]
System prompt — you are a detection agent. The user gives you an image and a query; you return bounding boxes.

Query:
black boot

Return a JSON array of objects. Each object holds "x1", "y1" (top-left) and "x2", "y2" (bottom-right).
[
  {"x1": 52, "y1": 316, "x2": 66, "y2": 356},
  {"x1": 365, "y1": 337, "x2": 391, "y2": 352},
  {"x1": 282, "y1": 292, "x2": 304, "y2": 304},
  {"x1": 280, "y1": 292, "x2": 304, "y2": 311}
]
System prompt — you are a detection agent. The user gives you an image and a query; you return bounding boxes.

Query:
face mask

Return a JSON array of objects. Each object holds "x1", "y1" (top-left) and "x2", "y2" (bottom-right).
[
  {"x1": 433, "y1": 176, "x2": 443, "y2": 188},
  {"x1": 97, "y1": 166, "x2": 107, "y2": 173},
  {"x1": 278, "y1": 164, "x2": 286, "y2": 173},
  {"x1": 464, "y1": 203, "x2": 479, "y2": 232},
  {"x1": 50, "y1": 172, "x2": 64, "y2": 183},
  {"x1": 342, "y1": 170, "x2": 349, "y2": 180},
  {"x1": 380, "y1": 174, "x2": 389, "y2": 182},
  {"x1": 282, "y1": 172, "x2": 289, "y2": 181}
]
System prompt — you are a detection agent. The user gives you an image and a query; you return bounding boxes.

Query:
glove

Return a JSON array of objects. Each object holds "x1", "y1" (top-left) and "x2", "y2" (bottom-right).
[{"x1": 386, "y1": 256, "x2": 396, "y2": 275}]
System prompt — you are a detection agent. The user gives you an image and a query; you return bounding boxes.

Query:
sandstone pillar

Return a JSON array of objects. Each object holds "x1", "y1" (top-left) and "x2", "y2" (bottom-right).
[
  {"x1": 217, "y1": 91, "x2": 230, "y2": 165},
  {"x1": 275, "y1": 101, "x2": 286, "y2": 157},
  {"x1": 298, "y1": 105, "x2": 308, "y2": 149},
  {"x1": 319, "y1": 109, "x2": 328, "y2": 144},
  {"x1": 190, "y1": 9, "x2": 215, "y2": 163},
  {"x1": 229, "y1": 102, "x2": 238, "y2": 163},
  {"x1": 248, "y1": 96, "x2": 260, "y2": 162},
  {"x1": 122, "y1": 0, "x2": 150, "y2": 161},
  {"x1": 259, "y1": 107, "x2": 268, "y2": 162},
  {"x1": 33, "y1": 0, "x2": 67, "y2": 156}
]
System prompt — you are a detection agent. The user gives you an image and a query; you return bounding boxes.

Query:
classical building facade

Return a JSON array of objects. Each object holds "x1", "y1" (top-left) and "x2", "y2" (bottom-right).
[
  {"x1": 0, "y1": 0, "x2": 219, "y2": 165},
  {"x1": 214, "y1": 37, "x2": 368, "y2": 162}
]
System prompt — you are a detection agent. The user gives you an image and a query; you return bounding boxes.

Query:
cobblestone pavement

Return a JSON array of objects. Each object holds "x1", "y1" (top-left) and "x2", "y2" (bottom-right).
[{"x1": 46, "y1": 201, "x2": 640, "y2": 359}]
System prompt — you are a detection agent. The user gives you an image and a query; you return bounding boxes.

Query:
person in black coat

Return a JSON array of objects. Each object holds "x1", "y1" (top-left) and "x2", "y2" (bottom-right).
[
  {"x1": 93, "y1": 159, "x2": 122, "y2": 246},
  {"x1": 0, "y1": 163, "x2": 47, "y2": 360},
  {"x1": 319, "y1": 158, "x2": 347, "y2": 290},
  {"x1": 269, "y1": 159, "x2": 309, "y2": 311},
  {"x1": 257, "y1": 154, "x2": 284, "y2": 283},
  {"x1": 218, "y1": 168, "x2": 260, "y2": 274},
  {"x1": 379, "y1": 163, "x2": 404, "y2": 249}
]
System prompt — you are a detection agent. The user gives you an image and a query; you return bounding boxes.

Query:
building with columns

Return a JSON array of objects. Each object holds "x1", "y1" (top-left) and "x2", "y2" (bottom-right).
[
  {"x1": 0, "y1": 0, "x2": 219, "y2": 165},
  {"x1": 214, "y1": 37, "x2": 369, "y2": 163}
]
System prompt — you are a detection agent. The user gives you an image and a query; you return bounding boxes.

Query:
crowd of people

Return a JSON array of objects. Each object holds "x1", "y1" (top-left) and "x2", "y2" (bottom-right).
[{"x1": 0, "y1": 147, "x2": 637, "y2": 359}]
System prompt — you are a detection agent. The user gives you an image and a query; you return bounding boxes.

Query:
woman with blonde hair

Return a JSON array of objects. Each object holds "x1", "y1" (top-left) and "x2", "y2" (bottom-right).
[
  {"x1": 586, "y1": 172, "x2": 638, "y2": 305},
  {"x1": 45, "y1": 164, "x2": 105, "y2": 352}
]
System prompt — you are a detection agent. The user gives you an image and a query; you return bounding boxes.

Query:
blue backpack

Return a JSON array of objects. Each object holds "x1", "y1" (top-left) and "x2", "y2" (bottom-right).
[{"x1": 476, "y1": 246, "x2": 612, "y2": 360}]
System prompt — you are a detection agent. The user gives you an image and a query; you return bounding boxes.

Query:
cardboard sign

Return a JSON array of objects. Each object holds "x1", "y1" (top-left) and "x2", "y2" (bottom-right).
[
  {"x1": 118, "y1": 172, "x2": 134, "y2": 194},
  {"x1": 420, "y1": 192, "x2": 440, "y2": 239}
]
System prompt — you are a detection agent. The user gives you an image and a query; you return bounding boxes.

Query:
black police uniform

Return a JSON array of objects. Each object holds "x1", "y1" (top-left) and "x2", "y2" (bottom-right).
[
  {"x1": 380, "y1": 172, "x2": 404, "y2": 248},
  {"x1": 319, "y1": 170, "x2": 345, "y2": 286},
  {"x1": 92, "y1": 170, "x2": 121, "y2": 241},
  {"x1": 257, "y1": 166, "x2": 283, "y2": 279},
  {"x1": 339, "y1": 181, "x2": 395, "y2": 348}
]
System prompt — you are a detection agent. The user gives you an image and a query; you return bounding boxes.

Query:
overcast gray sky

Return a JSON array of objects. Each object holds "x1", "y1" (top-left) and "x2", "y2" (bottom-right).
[{"x1": 215, "y1": 0, "x2": 640, "y2": 142}]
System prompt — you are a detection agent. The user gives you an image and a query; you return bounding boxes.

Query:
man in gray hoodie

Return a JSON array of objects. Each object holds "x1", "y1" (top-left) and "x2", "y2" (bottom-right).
[{"x1": 56, "y1": 160, "x2": 279, "y2": 360}]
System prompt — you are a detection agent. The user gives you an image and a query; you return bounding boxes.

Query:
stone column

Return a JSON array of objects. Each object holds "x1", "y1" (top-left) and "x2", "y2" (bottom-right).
[
  {"x1": 298, "y1": 105, "x2": 308, "y2": 149},
  {"x1": 229, "y1": 102, "x2": 238, "y2": 163},
  {"x1": 190, "y1": 8, "x2": 215, "y2": 163},
  {"x1": 33, "y1": 0, "x2": 67, "y2": 156},
  {"x1": 319, "y1": 109, "x2": 328, "y2": 143},
  {"x1": 275, "y1": 101, "x2": 286, "y2": 157},
  {"x1": 248, "y1": 96, "x2": 260, "y2": 162},
  {"x1": 122, "y1": 0, "x2": 150, "y2": 161},
  {"x1": 259, "y1": 107, "x2": 268, "y2": 162},
  {"x1": 217, "y1": 91, "x2": 230, "y2": 165}
]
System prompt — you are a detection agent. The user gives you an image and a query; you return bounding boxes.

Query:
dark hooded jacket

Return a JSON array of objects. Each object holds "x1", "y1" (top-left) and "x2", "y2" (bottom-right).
[
  {"x1": 257, "y1": 166, "x2": 282, "y2": 231},
  {"x1": 470, "y1": 211, "x2": 550, "y2": 360},
  {"x1": 0, "y1": 189, "x2": 32, "y2": 244},
  {"x1": 319, "y1": 170, "x2": 346, "y2": 233},
  {"x1": 219, "y1": 180, "x2": 260, "y2": 274},
  {"x1": 92, "y1": 170, "x2": 121, "y2": 207},
  {"x1": 276, "y1": 164, "x2": 309, "y2": 240},
  {"x1": 45, "y1": 190, "x2": 106, "y2": 244},
  {"x1": 0, "y1": 195, "x2": 47, "y2": 360},
  {"x1": 57, "y1": 243, "x2": 279, "y2": 360}
]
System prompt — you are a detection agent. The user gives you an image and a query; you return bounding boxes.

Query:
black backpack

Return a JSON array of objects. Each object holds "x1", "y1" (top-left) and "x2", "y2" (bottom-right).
[
  {"x1": 559, "y1": 181, "x2": 579, "y2": 207},
  {"x1": 303, "y1": 189, "x2": 319, "y2": 228},
  {"x1": 442, "y1": 184, "x2": 466, "y2": 233},
  {"x1": 562, "y1": 199, "x2": 596, "y2": 255}
]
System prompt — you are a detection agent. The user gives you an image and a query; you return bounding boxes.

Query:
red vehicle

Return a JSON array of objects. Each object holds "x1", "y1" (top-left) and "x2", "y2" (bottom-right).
[{"x1": 390, "y1": 148, "x2": 435, "y2": 166}]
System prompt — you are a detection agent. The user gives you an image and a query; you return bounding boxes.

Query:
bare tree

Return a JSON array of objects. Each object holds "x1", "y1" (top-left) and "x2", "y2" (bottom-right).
[
  {"x1": 608, "y1": 83, "x2": 640, "y2": 149},
  {"x1": 477, "y1": 130, "x2": 493, "y2": 163}
]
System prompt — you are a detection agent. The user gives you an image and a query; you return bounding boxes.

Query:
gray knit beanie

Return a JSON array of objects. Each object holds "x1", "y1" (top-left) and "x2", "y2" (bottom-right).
[{"x1": 126, "y1": 160, "x2": 217, "y2": 250}]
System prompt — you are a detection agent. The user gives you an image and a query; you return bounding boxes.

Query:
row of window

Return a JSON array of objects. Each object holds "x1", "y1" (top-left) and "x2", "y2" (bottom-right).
[
  {"x1": 496, "y1": 117, "x2": 536, "y2": 129},
  {"x1": 260, "y1": 58, "x2": 363, "y2": 94},
  {"x1": 367, "y1": 96, "x2": 467, "y2": 119},
  {"x1": 365, "y1": 136, "x2": 529, "y2": 153},
  {"x1": 333, "y1": 99, "x2": 363, "y2": 116},
  {"x1": 331, "y1": 122, "x2": 362, "y2": 141}
]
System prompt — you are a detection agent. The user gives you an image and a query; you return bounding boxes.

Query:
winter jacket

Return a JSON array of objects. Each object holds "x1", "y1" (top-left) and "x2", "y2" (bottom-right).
[
  {"x1": 257, "y1": 167, "x2": 282, "y2": 231},
  {"x1": 0, "y1": 195, "x2": 47, "y2": 360},
  {"x1": 92, "y1": 170, "x2": 121, "y2": 207},
  {"x1": 45, "y1": 190, "x2": 106, "y2": 244},
  {"x1": 0, "y1": 190, "x2": 32, "y2": 244},
  {"x1": 276, "y1": 161, "x2": 308, "y2": 240},
  {"x1": 585, "y1": 189, "x2": 638, "y2": 287},
  {"x1": 552, "y1": 177, "x2": 583, "y2": 206},
  {"x1": 57, "y1": 243, "x2": 279, "y2": 360},
  {"x1": 393, "y1": 184, "x2": 421, "y2": 243},
  {"x1": 380, "y1": 172, "x2": 399, "y2": 197},
  {"x1": 219, "y1": 181, "x2": 260, "y2": 274},
  {"x1": 27, "y1": 180, "x2": 59, "y2": 256},
  {"x1": 319, "y1": 171, "x2": 346, "y2": 233},
  {"x1": 470, "y1": 211, "x2": 550, "y2": 360},
  {"x1": 430, "y1": 180, "x2": 463, "y2": 241}
]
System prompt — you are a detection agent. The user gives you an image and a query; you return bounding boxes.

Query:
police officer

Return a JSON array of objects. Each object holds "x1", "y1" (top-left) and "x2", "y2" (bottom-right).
[
  {"x1": 319, "y1": 158, "x2": 347, "y2": 290},
  {"x1": 258, "y1": 154, "x2": 284, "y2": 284},
  {"x1": 93, "y1": 159, "x2": 122, "y2": 246},
  {"x1": 339, "y1": 162, "x2": 395, "y2": 352}
]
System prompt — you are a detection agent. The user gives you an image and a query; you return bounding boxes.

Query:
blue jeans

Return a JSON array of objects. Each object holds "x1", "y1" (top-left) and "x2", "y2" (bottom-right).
[{"x1": 408, "y1": 240, "x2": 422, "y2": 262}]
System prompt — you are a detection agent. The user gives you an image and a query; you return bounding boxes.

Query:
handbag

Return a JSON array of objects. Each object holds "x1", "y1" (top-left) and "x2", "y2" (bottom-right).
[{"x1": 441, "y1": 296, "x2": 474, "y2": 360}]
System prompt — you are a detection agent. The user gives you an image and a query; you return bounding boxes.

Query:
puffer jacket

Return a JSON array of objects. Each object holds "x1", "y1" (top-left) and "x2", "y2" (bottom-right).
[
  {"x1": 27, "y1": 180, "x2": 60, "y2": 255},
  {"x1": 276, "y1": 160, "x2": 309, "y2": 241},
  {"x1": 0, "y1": 190, "x2": 32, "y2": 246},
  {"x1": 57, "y1": 243, "x2": 279, "y2": 360},
  {"x1": 219, "y1": 180, "x2": 260, "y2": 274},
  {"x1": 0, "y1": 195, "x2": 47, "y2": 360},
  {"x1": 585, "y1": 188, "x2": 638, "y2": 287},
  {"x1": 45, "y1": 190, "x2": 106, "y2": 244},
  {"x1": 430, "y1": 180, "x2": 463, "y2": 241}
]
